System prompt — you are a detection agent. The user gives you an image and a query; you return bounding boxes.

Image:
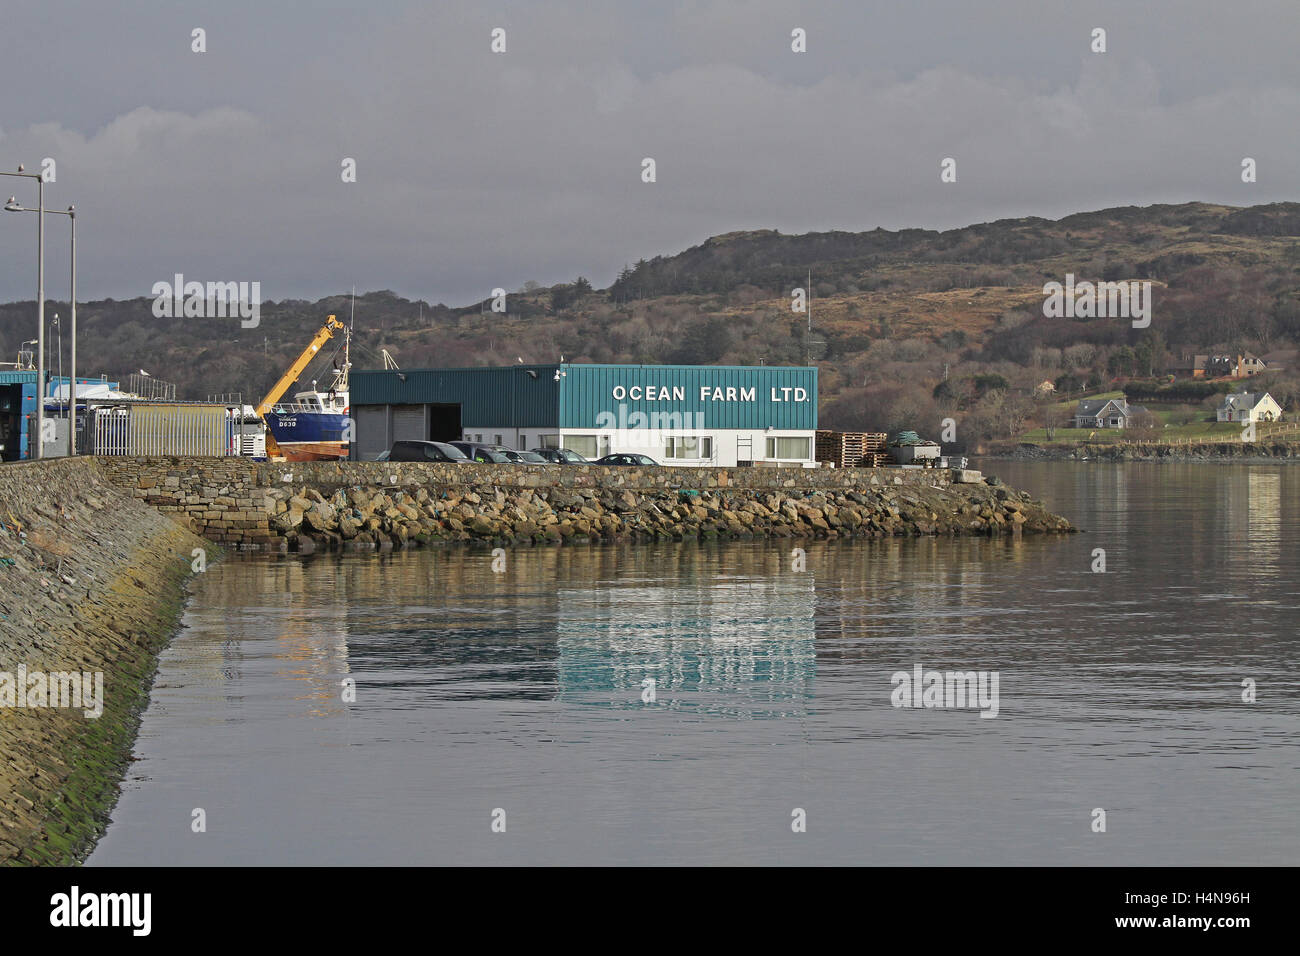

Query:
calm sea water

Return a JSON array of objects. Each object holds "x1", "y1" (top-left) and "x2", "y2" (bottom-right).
[{"x1": 88, "y1": 462, "x2": 1299, "y2": 865}]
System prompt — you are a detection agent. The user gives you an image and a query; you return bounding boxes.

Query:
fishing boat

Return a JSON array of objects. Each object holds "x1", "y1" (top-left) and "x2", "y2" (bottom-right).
[
  {"x1": 258, "y1": 315, "x2": 352, "y2": 461},
  {"x1": 262, "y1": 365, "x2": 350, "y2": 460}
]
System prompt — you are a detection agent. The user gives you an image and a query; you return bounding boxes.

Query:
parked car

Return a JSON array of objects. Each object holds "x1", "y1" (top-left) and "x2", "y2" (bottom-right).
[
  {"x1": 387, "y1": 440, "x2": 472, "y2": 463},
  {"x1": 514, "y1": 450, "x2": 550, "y2": 463},
  {"x1": 449, "y1": 441, "x2": 526, "y2": 463},
  {"x1": 530, "y1": 447, "x2": 589, "y2": 464},
  {"x1": 372, "y1": 450, "x2": 390, "y2": 461},
  {"x1": 594, "y1": 453, "x2": 660, "y2": 466}
]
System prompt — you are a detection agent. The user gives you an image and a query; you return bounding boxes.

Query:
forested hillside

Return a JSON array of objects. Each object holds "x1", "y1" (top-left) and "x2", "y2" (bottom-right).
[{"x1": 3, "y1": 201, "x2": 1298, "y2": 449}]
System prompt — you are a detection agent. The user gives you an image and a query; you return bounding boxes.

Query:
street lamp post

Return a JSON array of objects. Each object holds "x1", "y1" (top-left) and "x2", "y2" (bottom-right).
[
  {"x1": 50, "y1": 314, "x2": 64, "y2": 447},
  {"x1": 0, "y1": 167, "x2": 44, "y2": 458},
  {"x1": 5, "y1": 197, "x2": 76, "y2": 456},
  {"x1": 50, "y1": 313, "x2": 61, "y2": 430},
  {"x1": 69, "y1": 206, "x2": 76, "y2": 456}
]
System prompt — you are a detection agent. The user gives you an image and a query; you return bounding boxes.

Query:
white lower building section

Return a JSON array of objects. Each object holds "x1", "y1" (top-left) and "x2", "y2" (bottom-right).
[{"x1": 460, "y1": 423, "x2": 816, "y2": 467}]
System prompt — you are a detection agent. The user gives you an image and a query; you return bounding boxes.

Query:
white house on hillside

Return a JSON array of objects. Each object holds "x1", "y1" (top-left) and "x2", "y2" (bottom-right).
[
  {"x1": 1073, "y1": 398, "x2": 1149, "y2": 429},
  {"x1": 1217, "y1": 391, "x2": 1283, "y2": 424}
]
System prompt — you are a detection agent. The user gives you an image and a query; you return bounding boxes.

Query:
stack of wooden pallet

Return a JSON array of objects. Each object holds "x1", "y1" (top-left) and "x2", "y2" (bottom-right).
[
  {"x1": 859, "y1": 433, "x2": 891, "y2": 467},
  {"x1": 816, "y1": 430, "x2": 858, "y2": 467},
  {"x1": 816, "y1": 430, "x2": 890, "y2": 468}
]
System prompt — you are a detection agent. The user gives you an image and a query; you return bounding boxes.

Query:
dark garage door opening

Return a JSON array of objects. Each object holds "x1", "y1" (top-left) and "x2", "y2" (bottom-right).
[{"x1": 428, "y1": 403, "x2": 461, "y2": 442}]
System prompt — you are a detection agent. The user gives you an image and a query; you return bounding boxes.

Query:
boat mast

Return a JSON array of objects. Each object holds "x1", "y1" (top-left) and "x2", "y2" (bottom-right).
[{"x1": 342, "y1": 286, "x2": 355, "y2": 391}]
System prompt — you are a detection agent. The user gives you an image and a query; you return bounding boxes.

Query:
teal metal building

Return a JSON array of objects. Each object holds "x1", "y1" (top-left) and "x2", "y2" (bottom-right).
[
  {"x1": 350, "y1": 363, "x2": 818, "y2": 466},
  {"x1": 0, "y1": 369, "x2": 41, "y2": 461}
]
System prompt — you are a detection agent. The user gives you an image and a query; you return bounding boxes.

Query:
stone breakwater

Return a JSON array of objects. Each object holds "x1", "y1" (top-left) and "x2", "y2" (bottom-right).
[
  {"x1": 0, "y1": 458, "x2": 210, "y2": 865},
  {"x1": 265, "y1": 478, "x2": 1075, "y2": 552},
  {"x1": 96, "y1": 458, "x2": 1075, "y2": 550}
]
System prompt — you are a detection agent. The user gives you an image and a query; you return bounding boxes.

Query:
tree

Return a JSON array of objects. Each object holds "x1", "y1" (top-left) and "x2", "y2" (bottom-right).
[
  {"x1": 1043, "y1": 403, "x2": 1069, "y2": 440},
  {"x1": 1133, "y1": 329, "x2": 1167, "y2": 377},
  {"x1": 961, "y1": 388, "x2": 1007, "y2": 444},
  {"x1": 1266, "y1": 373, "x2": 1300, "y2": 415},
  {"x1": 668, "y1": 317, "x2": 733, "y2": 364},
  {"x1": 1003, "y1": 392, "x2": 1036, "y2": 438},
  {"x1": 933, "y1": 376, "x2": 974, "y2": 406},
  {"x1": 1063, "y1": 343, "x2": 1096, "y2": 369},
  {"x1": 1107, "y1": 345, "x2": 1137, "y2": 378},
  {"x1": 1054, "y1": 372, "x2": 1083, "y2": 395},
  {"x1": 973, "y1": 373, "x2": 1009, "y2": 397},
  {"x1": 1129, "y1": 409, "x2": 1160, "y2": 436},
  {"x1": 550, "y1": 284, "x2": 576, "y2": 311}
]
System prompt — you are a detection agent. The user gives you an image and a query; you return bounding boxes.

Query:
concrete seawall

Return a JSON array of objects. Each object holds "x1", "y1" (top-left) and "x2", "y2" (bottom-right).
[{"x1": 0, "y1": 458, "x2": 210, "y2": 864}]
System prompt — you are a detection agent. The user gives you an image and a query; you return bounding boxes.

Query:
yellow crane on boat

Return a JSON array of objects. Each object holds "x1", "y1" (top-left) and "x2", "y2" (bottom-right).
[{"x1": 256, "y1": 314, "x2": 345, "y2": 459}]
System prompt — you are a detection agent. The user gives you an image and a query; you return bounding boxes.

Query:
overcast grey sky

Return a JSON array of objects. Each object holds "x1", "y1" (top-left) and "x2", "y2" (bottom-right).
[{"x1": 1, "y1": 0, "x2": 1297, "y2": 307}]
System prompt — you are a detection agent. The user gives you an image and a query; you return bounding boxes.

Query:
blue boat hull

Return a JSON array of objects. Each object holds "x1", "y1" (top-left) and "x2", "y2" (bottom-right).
[{"x1": 264, "y1": 410, "x2": 349, "y2": 460}]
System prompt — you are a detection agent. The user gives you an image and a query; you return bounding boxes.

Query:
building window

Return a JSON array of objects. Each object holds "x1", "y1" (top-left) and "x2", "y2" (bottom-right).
[
  {"x1": 494, "y1": 434, "x2": 503, "y2": 445},
  {"x1": 519, "y1": 434, "x2": 527, "y2": 449},
  {"x1": 663, "y1": 436, "x2": 713, "y2": 459},
  {"x1": 565, "y1": 435, "x2": 599, "y2": 458},
  {"x1": 538, "y1": 434, "x2": 560, "y2": 449},
  {"x1": 765, "y1": 436, "x2": 810, "y2": 459},
  {"x1": 474, "y1": 434, "x2": 483, "y2": 442}
]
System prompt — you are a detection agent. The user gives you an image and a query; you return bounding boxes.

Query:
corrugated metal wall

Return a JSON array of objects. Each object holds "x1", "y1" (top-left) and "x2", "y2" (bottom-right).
[
  {"x1": 92, "y1": 403, "x2": 229, "y2": 456},
  {"x1": 558, "y1": 364, "x2": 817, "y2": 430},
  {"x1": 350, "y1": 364, "x2": 818, "y2": 432},
  {"x1": 352, "y1": 366, "x2": 560, "y2": 426}
]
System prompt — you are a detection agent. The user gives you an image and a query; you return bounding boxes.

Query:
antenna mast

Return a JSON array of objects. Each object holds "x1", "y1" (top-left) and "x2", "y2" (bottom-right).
[{"x1": 342, "y1": 286, "x2": 355, "y2": 390}]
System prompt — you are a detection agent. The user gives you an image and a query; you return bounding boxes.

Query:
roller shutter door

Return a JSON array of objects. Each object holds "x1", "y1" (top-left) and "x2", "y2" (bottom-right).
[
  {"x1": 392, "y1": 405, "x2": 427, "y2": 442},
  {"x1": 354, "y1": 405, "x2": 388, "y2": 460}
]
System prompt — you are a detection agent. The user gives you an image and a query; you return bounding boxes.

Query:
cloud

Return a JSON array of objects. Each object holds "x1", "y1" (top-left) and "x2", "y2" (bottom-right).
[{"x1": 0, "y1": 0, "x2": 1296, "y2": 309}]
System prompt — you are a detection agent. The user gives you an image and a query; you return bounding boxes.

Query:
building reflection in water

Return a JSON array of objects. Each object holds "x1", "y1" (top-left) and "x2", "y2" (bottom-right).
[
  {"x1": 556, "y1": 570, "x2": 816, "y2": 719},
  {"x1": 1247, "y1": 471, "x2": 1282, "y2": 580},
  {"x1": 192, "y1": 556, "x2": 355, "y2": 720},
  {"x1": 269, "y1": 559, "x2": 352, "y2": 719},
  {"x1": 191, "y1": 534, "x2": 1052, "y2": 722}
]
